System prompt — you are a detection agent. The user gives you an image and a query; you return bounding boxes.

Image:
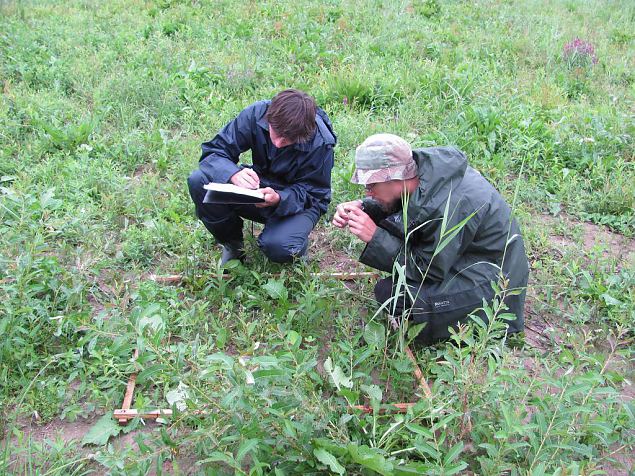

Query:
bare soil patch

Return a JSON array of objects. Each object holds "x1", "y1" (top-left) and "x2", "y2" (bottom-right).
[
  {"x1": 537, "y1": 212, "x2": 635, "y2": 267},
  {"x1": 309, "y1": 225, "x2": 365, "y2": 274},
  {"x1": 4, "y1": 416, "x2": 201, "y2": 474}
]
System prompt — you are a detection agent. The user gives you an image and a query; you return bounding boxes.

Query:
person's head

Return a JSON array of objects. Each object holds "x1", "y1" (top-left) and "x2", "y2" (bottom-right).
[
  {"x1": 351, "y1": 133, "x2": 418, "y2": 212},
  {"x1": 265, "y1": 89, "x2": 317, "y2": 148}
]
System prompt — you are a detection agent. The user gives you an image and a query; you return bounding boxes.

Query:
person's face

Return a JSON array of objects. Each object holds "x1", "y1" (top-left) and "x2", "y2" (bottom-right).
[
  {"x1": 365, "y1": 180, "x2": 405, "y2": 213},
  {"x1": 269, "y1": 126, "x2": 293, "y2": 148}
]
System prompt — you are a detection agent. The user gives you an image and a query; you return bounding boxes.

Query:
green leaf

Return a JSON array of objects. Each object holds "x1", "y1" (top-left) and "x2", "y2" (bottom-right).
[
  {"x1": 324, "y1": 357, "x2": 353, "y2": 390},
  {"x1": 314, "y1": 448, "x2": 345, "y2": 475},
  {"x1": 215, "y1": 328, "x2": 228, "y2": 348},
  {"x1": 392, "y1": 357, "x2": 414, "y2": 373},
  {"x1": 286, "y1": 330, "x2": 302, "y2": 347},
  {"x1": 444, "y1": 461, "x2": 468, "y2": 475},
  {"x1": 250, "y1": 355, "x2": 279, "y2": 367},
  {"x1": 136, "y1": 303, "x2": 165, "y2": 335},
  {"x1": 160, "y1": 428, "x2": 178, "y2": 448},
  {"x1": 340, "y1": 389, "x2": 360, "y2": 403},
  {"x1": 443, "y1": 441, "x2": 464, "y2": 465},
  {"x1": 406, "y1": 322, "x2": 426, "y2": 343},
  {"x1": 434, "y1": 208, "x2": 479, "y2": 258},
  {"x1": 406, "y1": 422, "x2": 433, "y2": 438},
  {"x1": 394, "y1": 462, "x2": 433, "y2": 475},
  {"x1": 487, "y1": 130, "x2": 497, "y2": 152},
  {"x1": 414, "y1": 440, "x2": 440, "y2": 459},
  {"x1": 361, "y1": 384, "x2": 382, "y2": 402},
  {"x1": 348, "y1": 444, "x2": 393, "y2": 475},
  {"x1": 166, "y1": 382, "x2": 190, "y2": 411},
  {"x1": 196, "y1": 451, "x2": 235, "y2": 465},
  {"x1": 236, "y1": 438, "x2": 259, "y2": 463},
  {"x1": 363, "y1": 321, "x2": 385, "y2": 349},
  {"x1": 205, "y1": 352, "x2": 235, "y2": 369},
  {"x1": 531, "y1": 462, "x2": 546, "y2": 476},
  {"x1": 313, "y1": 438, "x2": 348, "y2": 457},
  {"x1": 82, "y1": 414, "x2": 121, "y2": 446},
  {"x1": 253, "y1": 368, "x2": 287, "y2": 379},
  {"x1": 263, "y1": 278, "x2": 288, "y2": 301},
  {"x1": 601, "y1": 293, "x2": 621, "y2": 306},
  {"x1": 361, "y1": 383, "x2": 382, "y2": 413},
  {"x1": 136, "y1": 363, "x2": 167, "y2": 384}
]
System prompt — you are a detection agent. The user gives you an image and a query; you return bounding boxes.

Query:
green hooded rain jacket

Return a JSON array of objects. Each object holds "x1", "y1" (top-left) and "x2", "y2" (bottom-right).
[{"x1": 359, "y1": 146, "x2": 529, "y2": 340}]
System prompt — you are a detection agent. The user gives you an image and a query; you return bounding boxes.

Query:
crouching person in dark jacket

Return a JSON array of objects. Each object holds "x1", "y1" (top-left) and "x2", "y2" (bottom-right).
[
  {"x1": 188, "y1": 89, "x2": 336, "y2": 265},
  {"x1": 333, "y1": 134, "x2": 529, "y2": 345}
]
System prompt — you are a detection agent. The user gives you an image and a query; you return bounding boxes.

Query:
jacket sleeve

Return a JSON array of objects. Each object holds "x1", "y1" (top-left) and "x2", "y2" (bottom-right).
[
  {"x1": 199, "y1": 106, "x2": 256, "y2": 184},
  {"x1": 273, "y1": 144, "x2": 334, "y2": 217},
  {"x1": 359, "y1": 227, "x2": 404, "y2": 273},
  {"x1": 360, "y1": 199, "x2": 482, "y2": 283}
]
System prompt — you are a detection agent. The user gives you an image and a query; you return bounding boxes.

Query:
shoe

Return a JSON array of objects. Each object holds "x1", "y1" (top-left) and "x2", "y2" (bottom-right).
[{"x1": 220, "y1": 240, "x2": 245, "y2": 266}]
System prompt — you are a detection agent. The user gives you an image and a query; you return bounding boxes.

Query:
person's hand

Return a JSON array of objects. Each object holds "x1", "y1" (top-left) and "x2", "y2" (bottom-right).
[
  {"x1": 255, "y1": 187, "x2": 280, "y2": 208},
  {"x1": 332, "y1": 200, "x2": 363, "y2": 228},
  {"x1": 346, "y1": 207, "x2": 377, "y2": 243},
  {"x1": 230, "y1": 168, "x2": 260, "y2": 189}
]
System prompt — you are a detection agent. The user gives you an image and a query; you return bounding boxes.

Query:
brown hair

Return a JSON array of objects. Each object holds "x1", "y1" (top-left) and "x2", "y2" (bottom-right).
[{"x1": 265, "y1": 89, "x2": 317, "y2": 144}]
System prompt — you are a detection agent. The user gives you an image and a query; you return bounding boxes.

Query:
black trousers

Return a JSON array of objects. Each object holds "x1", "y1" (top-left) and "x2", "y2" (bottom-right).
[
  {"x1": 374, "y1": 277, "x2": 503, "y2": 346},
  {"x1": 187, "y1": 169, "x2": 315, "y2": 263}
]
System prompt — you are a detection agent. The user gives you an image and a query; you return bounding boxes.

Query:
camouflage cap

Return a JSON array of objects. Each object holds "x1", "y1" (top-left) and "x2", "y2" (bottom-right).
[{"x1": 351, "y1": 133, "x2": 417, "y2": 185}]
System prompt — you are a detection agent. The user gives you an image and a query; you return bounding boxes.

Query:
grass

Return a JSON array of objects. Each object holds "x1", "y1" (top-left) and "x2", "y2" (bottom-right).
[{"x1": 1, "y1": 0, "x2": 634, "y2": 473}]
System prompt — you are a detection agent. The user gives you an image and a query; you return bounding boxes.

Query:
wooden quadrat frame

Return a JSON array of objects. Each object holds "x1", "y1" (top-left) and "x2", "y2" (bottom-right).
[{"x1": 114, "y1": 272, "x2": 432, "y2": 423}]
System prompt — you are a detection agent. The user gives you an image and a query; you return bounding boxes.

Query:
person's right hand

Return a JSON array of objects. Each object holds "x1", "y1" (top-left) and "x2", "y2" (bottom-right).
[
  {"x1": 230, "y1": 168, "x2": 260, "y2": 189},
  {"x1": 332, "y1": 200, "x2": 363, "y2": 228}
]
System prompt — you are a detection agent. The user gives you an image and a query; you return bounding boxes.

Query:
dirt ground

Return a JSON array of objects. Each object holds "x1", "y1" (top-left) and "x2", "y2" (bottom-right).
[
  {"x1": 4, "y1": 416, "x2": 197, "y2": 475},
  {"x1": 539, "y1": 212, "x2": 635, "y2": 267}
]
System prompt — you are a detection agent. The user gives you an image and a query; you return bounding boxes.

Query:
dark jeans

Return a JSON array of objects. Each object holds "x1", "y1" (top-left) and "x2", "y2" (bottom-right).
[{"x1": 187, "y1": 169, "x2": 315, "y2": 263}]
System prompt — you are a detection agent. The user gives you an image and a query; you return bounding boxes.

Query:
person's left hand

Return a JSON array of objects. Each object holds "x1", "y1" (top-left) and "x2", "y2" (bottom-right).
[
  {"x1": 346, "y1": 207, "x2": 377, "y2": 243},
  {"x1": 255, "y1": 187, "x2": 280, "y2": 208}
]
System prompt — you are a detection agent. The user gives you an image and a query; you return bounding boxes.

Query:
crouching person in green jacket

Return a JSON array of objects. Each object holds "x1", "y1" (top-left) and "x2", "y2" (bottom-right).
[{"x1": 333, "y1": 134, "x2": 529, "y2": 345}]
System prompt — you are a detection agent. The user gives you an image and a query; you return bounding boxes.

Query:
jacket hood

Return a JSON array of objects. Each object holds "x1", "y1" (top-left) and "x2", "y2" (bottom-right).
[
  {"x1": 409, "y1": 146, "x2": 468, "y2": 216},
  {"x1": 315, "y1": 108, "x2": 337, "y2": 147}
]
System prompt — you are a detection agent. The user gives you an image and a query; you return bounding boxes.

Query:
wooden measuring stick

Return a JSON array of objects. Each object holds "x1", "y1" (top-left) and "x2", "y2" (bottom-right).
[
  {"x1": 149, "y1": 271, "x2": 380, "y2": 284},
  {"x1": 351, "y1": 402, "x2": 415, "y2": 414},
  {"x1": 389, "y1": 318, "x2": 433, "y2": 399},
  {"x1": 405, "y1": 345, "x2": 433, "y2": 399},
  {"x1": 113, "y1": 409, "x2": 173, "y2": 421},
  {"x1": 116, "y1": 348, "x2": 139, "y2": 424}
]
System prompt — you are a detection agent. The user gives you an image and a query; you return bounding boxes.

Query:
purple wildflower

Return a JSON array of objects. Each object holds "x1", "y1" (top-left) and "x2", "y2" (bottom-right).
[{"x1": 563, "y1": 37, "x2": 598, "y2": 67}]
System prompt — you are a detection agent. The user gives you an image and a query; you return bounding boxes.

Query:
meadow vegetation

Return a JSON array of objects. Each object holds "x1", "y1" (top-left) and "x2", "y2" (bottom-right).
[{"x1": 1, "y1": 0, "x2": 634, "y2": 473}]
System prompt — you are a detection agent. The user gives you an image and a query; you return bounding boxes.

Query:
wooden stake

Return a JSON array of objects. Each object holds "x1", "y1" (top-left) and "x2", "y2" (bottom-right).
[
  {"x1": 404, "y1": 345, "x2": 433, "y2": 399},
  {"x1": 113, "y1": 409, "x2": 173, "y2": 421},
  {"x1": 149, "y1": 271, "x2": 380, "y2": 284},
  {"x1": 389, "y1": 318, "x2": 433, "y2": 399},
  {"x1": 351, "y1": 403, "x2": 415, "y2": 414},
  {"x1": 116, "y1": 348, "x2": 139, "y2": 424},
  {"x1": 113, "y1": 401, "x2": 416, "y2": 421}
]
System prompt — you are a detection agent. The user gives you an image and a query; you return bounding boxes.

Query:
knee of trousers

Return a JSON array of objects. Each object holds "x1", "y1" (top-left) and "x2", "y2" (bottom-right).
[
  {"x1": 187, "y1": 169, "x2": 207, "y2": 204},
  {"x1": 258, "y1": 234, "x2": 308, "y2": 263},
  {"x1": 374, "y1": 278, "x2": 393, "y2": 304}
]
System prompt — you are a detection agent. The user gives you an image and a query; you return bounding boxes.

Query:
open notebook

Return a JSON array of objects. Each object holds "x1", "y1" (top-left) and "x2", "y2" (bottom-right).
[{"x1": 203, "y1": 183, "x2": 265, "y2": 205}]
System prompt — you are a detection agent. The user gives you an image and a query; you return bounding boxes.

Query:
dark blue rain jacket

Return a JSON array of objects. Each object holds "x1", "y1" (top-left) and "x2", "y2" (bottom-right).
[{"x1": 199, "y1": 100, "x2": 336, "y2": 223}]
